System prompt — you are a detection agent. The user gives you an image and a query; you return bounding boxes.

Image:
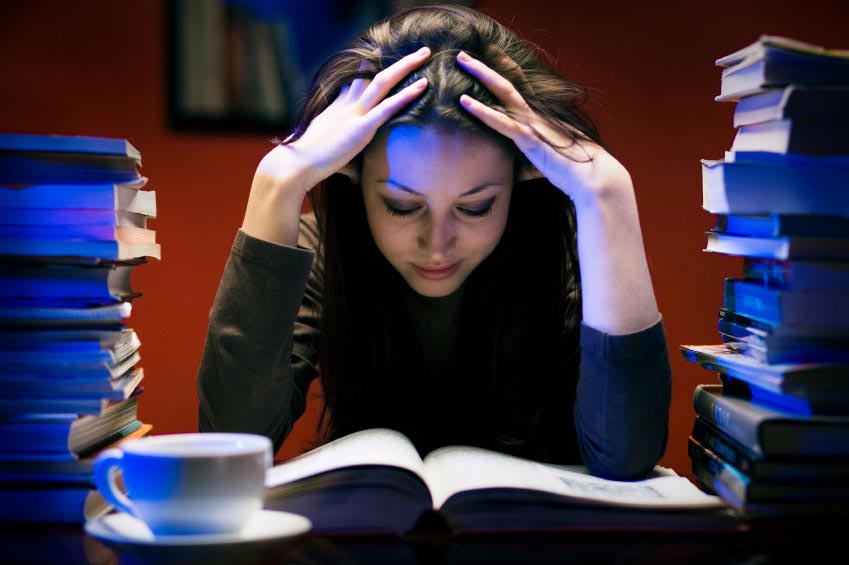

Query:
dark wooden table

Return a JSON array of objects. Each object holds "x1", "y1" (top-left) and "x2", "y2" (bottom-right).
[{"x1": 0, "y1": 519, "x2": 841, "y2": 564}]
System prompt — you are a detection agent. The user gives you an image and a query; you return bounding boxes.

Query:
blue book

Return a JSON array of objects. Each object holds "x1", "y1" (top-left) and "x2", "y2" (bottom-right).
[
  {"x1": 0, "y1": 180, "x2": 155, "y2": 214},
  {"x1": 0, "y1": 263, "x2": 140, "y2": 305},
  {"x1": 722, "y1": 277, "x2": 849, "y2": 328},
  {"x1": 714, "y1": 214, "x2": 849, "y2": 239},
  {"x1": 741, "y1": 257, "x2": 849, "y2": 291},
  {"x1": 682, "y1": 344, "x2": 849, "y2": 410},
  {"x1": 701, "y1": 157, "x2": 849, "y2": 216},
  {"x1": 0, "y1": 485, "x2": 111, "y2": 523},
  {"x1": 717, "y1": 317, "x2": 849, "y2": 365},
  {"x1": 0, "y1": 133, "x2": 140, "y2": 160}
]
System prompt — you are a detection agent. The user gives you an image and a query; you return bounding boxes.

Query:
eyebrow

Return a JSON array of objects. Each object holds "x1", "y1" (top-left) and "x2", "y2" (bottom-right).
[{"x1": 384, "y1": 179, "x2": 503, "y2": 197}]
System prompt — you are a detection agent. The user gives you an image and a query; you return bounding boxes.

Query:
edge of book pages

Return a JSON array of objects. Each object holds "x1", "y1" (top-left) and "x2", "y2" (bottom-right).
[{"x1": 716, "y1": 34, "x2": 849, "y2": 69}]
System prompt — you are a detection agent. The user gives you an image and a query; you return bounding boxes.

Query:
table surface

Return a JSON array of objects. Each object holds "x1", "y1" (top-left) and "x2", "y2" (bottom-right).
[{"x1": 0, "y1": 518, "x2": 843, "y2": 565}]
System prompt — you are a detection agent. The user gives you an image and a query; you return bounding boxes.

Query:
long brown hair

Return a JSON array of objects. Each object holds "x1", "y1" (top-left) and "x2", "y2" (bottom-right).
[{"x1": 288, "y1": 4, "x2": 601, "y2": 463}]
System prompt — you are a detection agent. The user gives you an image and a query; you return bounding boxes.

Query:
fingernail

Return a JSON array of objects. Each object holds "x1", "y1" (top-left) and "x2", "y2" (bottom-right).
[
  {"x1": 417, "y1": 46, "x2": 430, "y2": 56},
  {"x1": 415, "y1": 77, "x2": 428, "y2": 89},
  {"x1": 457, "y1": 51, "x2": 471, "y2": 62},
  {"x1": 459, "y1": 94, "x2": 473, "y2": 106}
]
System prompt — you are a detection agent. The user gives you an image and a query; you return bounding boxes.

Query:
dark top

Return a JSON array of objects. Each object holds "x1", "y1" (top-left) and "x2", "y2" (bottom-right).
[{"x1": 197, "y1": 214, "x2": 672, "y2": 480}]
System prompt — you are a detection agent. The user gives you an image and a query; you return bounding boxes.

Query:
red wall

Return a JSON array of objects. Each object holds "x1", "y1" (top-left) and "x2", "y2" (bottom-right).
[{"x1": 2, "y1": 1, "x2": 847, "y2": 474}]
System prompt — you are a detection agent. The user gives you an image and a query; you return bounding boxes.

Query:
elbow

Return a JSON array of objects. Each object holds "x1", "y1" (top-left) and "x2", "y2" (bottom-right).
[{"x1": 578, "y1": 425, "x2": 668, "y2": 481}]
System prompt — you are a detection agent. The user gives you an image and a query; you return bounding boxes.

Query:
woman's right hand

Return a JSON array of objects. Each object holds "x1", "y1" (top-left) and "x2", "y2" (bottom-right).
[{"x1": 241, "y1": 47, "x2": 431, "y2": 246}]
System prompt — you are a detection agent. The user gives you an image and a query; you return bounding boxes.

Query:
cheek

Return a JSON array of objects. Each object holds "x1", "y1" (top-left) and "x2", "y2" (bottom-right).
[{"x1": 366, "y1": 212, "x2": 411, "y2": 262}]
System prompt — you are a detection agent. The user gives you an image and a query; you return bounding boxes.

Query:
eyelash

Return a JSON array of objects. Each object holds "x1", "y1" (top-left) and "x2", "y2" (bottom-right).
[{"x1": 384, "y1": 203, "x2": 494, "y2": 218}]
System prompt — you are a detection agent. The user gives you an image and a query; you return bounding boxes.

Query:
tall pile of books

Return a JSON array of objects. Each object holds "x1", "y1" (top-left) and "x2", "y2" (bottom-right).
[
  {"x1": 680, "y1": 36, "x2": 849, "y2": 519},
  {"x1": 0, "y1": 133, "x2": 158, "y2": 523}
]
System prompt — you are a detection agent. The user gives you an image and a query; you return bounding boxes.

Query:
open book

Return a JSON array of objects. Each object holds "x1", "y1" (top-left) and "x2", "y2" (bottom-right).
[{"x1": 264, "y1": 428, "x2": 740, "y2": 536}]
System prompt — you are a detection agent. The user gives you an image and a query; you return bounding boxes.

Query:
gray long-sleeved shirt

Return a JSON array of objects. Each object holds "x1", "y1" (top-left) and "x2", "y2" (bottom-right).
[{"x1": 197, "y1": 215, "x2": 672, "y2": 480}]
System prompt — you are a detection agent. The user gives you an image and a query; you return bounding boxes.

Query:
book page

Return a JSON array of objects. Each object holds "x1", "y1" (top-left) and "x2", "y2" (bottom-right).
[
  {"x1": 423, "y1": 446, "x2": 725, "y2": 510},
  {"x1": 265, "y1": 428, "x2": 427, "y2": 489}
]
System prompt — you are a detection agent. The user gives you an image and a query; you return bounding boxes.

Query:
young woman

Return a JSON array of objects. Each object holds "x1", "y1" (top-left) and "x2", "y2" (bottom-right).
[{"x1": 197, "y1": 4, "x2": 671, "y2": 480}]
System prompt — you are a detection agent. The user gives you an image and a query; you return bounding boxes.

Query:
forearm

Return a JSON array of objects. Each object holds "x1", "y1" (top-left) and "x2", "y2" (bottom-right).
[
  {"x1": 197, "y1": 231, "x2": 314, "y2": 452},
  {"x1": 571, "y1": 153, "x2": 659, "y2": 334}
]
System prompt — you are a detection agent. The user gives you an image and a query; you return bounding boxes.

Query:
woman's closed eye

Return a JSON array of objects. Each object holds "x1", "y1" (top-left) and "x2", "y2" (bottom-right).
[
  {"x1": 383, "y1": 199, "x2": 422, "y2": 217},
  {"x1": 382, "y1": 197, "x2": 496, "y2": 218},
  {"x1": 457, "y1": 197, "x2": 495, "y2": 218}
]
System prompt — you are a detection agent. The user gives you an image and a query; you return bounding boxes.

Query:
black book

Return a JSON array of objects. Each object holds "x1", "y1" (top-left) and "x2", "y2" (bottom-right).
[
  {"x1": 689, "y1": 436, "x2": 849, "y2": 509},
  {"x1": 692, "y1": 384, "x2": 849, "y2": 458},
  {"x1": 691, "y1": 416, "x2": 849, "y2": 482}
]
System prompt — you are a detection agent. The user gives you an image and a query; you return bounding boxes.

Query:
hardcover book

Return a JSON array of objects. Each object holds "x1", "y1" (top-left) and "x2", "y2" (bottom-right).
[
  {"x1": 263, "y1": 428, "x2": 738, "y2": 536},
  {"x1": 689, "y1": 437, "x2": 849, "y2": 510},
  {"x1": 692, "y1": 384, "x2": 849, "y2": 458},
  {"x1": 722, "y1": 277, "x2": 849, "y2": 328},
  {"x1": 714, "y1": 214, "x2": 849, "y2": 239},
  {"x1": 741, "y1": 257, "x2": 849, "y2": 291},
  {"x1": 691, "y1": 416, "x2": 849, "y2": 482}
]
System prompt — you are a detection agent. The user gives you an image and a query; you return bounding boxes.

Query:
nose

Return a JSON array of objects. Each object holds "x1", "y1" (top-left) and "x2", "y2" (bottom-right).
[{"x1": 418, "y1": 213, "x2": 456, "y2": 262}]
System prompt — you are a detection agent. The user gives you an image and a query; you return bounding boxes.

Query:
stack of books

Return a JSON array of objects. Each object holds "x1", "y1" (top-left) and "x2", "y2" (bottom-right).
[
  {"x1": 0, "y1": 133, "x2": 157, "y2": 523},
  {"x1": 680, "y1": 36, "x2": 849, "y2": 519}
]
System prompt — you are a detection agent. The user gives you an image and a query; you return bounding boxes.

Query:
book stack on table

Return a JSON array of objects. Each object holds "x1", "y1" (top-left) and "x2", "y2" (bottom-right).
[
  {"x1": 681, "y1": 35, "x2": 849, "y2": 520},
  {"x1": 0, "y1": 133, "x2": 156, "y2": 523}
]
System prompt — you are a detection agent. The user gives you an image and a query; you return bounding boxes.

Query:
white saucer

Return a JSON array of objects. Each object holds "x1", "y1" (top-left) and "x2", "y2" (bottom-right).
[{"x1": 85, "y1": 509, "x2": 311, "y2": 563}]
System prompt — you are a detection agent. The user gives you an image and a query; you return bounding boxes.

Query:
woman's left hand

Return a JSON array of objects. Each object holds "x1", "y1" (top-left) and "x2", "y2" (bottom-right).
[{"x1": 455, "y1": 51, "x2": 628, "y2": 208}]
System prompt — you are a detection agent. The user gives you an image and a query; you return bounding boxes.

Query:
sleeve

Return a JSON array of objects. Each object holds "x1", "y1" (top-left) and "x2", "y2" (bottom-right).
[
  {"x1": 196, "y1": 218, "x2": 322, "y2": 454},
  {"x1": 573, "y1": 318, "x2": 673, "y2": 480}
]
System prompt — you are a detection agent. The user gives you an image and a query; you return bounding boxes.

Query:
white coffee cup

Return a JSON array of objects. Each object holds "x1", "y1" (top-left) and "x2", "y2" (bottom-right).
[{"x1": 93, "y1": 432, "x2": 272, "y2": 536}]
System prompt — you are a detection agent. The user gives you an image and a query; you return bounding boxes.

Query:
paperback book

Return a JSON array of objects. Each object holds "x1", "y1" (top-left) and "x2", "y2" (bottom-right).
[
  {"x1": 732, "y1": 86, "x2": 849, "y2": 127},
  {"x1": 715, "y1": 35, "x2": 849, "y2": 101},
  {"x1": 681, "y1": 345, "x2": 849, "y2": 415}
]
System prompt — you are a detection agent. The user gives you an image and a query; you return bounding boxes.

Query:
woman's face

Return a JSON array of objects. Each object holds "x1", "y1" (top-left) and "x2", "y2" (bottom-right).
[{"x1": 361, "y1": 125, "x2": 514, "y2": 297}]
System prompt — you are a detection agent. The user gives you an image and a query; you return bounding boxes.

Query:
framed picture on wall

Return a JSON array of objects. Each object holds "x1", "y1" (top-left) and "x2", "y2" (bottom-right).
[{"x1": 167, "y1": 0, "x2": 474, "y2": 134}]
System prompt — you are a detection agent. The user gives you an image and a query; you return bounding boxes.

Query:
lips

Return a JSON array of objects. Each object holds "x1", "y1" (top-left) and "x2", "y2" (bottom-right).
[{"x1": 412, "y1": 262, "x2": 460, "y2": 280}]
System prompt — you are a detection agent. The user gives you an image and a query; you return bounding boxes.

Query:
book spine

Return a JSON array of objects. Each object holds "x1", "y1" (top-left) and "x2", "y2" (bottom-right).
[
  {"x1": 691, "y1": 416, "x2": 761, "y2": 475},
  {"x1": 692, "y1": 385, "x2": 765, "y2": 457}
]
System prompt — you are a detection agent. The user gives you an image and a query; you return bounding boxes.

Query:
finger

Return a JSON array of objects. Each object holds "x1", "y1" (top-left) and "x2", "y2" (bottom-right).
[
  {"x1": 365, "y1": 77, "x2": 428, "y2": 126},
  {"x1": 347, "y1": 60, "x2": 378, "y2": 100},
  {"x1": 359, "y1": 46, "x2": 430, "y2": 109},
  {"x1": 459, "y1": 94, "x2": 536, "y2": 153},
  {"x1": 456, "y1": 51, "x2": 529, "y2": 112}
]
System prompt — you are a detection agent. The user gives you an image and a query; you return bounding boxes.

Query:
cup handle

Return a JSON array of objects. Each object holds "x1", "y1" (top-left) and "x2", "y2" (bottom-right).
[{"x1": 93, "y1": 448, "x2": 138, "y2": 517}]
